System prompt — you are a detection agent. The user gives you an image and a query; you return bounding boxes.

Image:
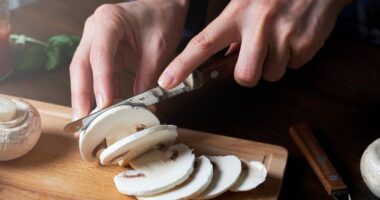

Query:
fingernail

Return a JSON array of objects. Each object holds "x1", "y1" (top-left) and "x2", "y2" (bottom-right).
[
  {"x1": 158, "y1": 71, "x2": 174, "y2": 89},
  {"x1": 96, "y1": 93, "x2": 104, "y2": 109}
]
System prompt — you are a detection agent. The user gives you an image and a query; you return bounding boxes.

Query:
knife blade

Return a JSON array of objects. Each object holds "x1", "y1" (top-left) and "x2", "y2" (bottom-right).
[{"x1": 64, "y1": 52, "x2": 238, "y2": 134}]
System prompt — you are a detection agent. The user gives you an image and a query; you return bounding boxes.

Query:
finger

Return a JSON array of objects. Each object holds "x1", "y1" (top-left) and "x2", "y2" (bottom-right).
[
  {"x1": 158, "y1": 18, "x2": 239, "y2": 89},
  {"x1": 225, "y1": 42, "x2": 241, "y2": 55},
  {"x1": 70, "y1": 16, "x2": 96, "y2": 121},
  {"x1": 287, "y1": 37, "x2": 323, "y2": 69},
  {"x1": 234, "y1": 31, "x2": 268, "y2": 87},
  {"x1": 90, "y1": 5, "x2": 124, "y2": 109},
  {"x1": 262, "y1": 33, "x2": 291, "y2": 82}
]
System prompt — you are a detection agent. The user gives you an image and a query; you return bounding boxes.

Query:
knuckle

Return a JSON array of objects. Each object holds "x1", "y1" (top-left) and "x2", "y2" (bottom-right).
[
  {"x1": 84, "y1": 15, "x2": 94, "y2": 27},
  {"x1": 69, "y1": 62, "x2": 77, "y2": 75},
  {"x1": 189, "y1": 32, "x2": 214, "y2": 51},
  {"x1": 94, "y1": 4, "x2": 120, "y2": 18}
]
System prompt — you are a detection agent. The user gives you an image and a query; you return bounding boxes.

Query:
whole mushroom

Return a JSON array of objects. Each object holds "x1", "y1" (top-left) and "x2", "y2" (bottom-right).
[
  {"x1": 360, "y1": 138, "x2": 380, "y2": 198},
  {"x1": 0, "y1": 97, "x2": 42, "y2": 161}
]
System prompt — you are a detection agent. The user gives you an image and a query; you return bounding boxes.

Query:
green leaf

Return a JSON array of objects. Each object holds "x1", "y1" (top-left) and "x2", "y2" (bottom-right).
[
  {"x1": 10, "y1": 35, "x2": 46, "y2": 72},
  {"x1": 8, "y1": 34, "x2": 80, "y2": 76},
  {"x1": 12, "y1": 45, "x2": 46, "y2": 72},
  {"x1": 45, "y1": 35, "x2": 80, "y2": 71}
]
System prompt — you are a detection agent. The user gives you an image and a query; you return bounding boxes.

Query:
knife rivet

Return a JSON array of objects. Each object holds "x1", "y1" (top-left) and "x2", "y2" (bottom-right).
[
  {"x1": 329, "y1": 175, "x2": 338, "y2": 181},
  {"x1": 210, "y1": 70, "x2": 219, "y2": 79}
]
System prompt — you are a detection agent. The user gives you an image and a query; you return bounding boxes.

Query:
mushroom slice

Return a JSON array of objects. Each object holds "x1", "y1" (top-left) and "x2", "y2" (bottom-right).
[
  {"x1": 114, "y1": 144, "x2": 195, "y2": 196},
  {"x1": 195, "y1": 155, "x2": 241, "y2": 199},
  {"x1": 79, "y1": 105, "x2": 160, "y2": 161},
  {"x1": 230, "y1": 160, "x2": 267, "y2": 192},
  {"x1": 99, "y1": 125, "x2": 178, "y2": 165},
  {"x1": 138, "y1": 155, "x2": 213, "y2": 200}
]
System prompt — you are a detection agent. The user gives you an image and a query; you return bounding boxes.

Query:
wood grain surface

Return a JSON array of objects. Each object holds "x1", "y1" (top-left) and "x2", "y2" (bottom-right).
[
  {"x1": 0, "y1": 0, "x2": 379, "y2": 199},
  {"x1": 0, "y1": 95, "x2": 288, "y2": 200},
  {"x1": 289, "y1": 124, "x2": 347, "y2": 195}
]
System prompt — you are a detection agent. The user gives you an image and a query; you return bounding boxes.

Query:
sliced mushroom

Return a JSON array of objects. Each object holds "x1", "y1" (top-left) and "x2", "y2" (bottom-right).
[
  {"x1": 114, "y1": 144, "x2": 195, "y2": 196},
  {"x1": 230, "y1": 160, "x2": 267, "y2": 192},
  {"x1": 79, "y1": 105, "x2": 160, "y2": 161},
  {"x1": 360, "y1": 138, "x2": 380, "y2": 198},
  {"x1": 99, "y1": 125, "x2": 178, "y2": 165},
  {"x1": 138, "y1": 155, "x2": 213, "y2": 200},
  {"x1": 0, "y1": 97, "x2": 41, "y2": 161},
  {"x1": 194, "y1": 155, "x2": 241, "y2": 199}
]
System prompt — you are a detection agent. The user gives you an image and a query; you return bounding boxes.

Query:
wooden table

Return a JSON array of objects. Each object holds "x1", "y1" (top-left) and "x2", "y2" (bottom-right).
[{"x1": 1, "y1": 0, "x2": 379, "y2": 199}]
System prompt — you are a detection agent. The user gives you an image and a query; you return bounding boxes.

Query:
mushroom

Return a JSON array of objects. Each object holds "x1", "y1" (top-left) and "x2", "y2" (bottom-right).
[
  {"x1": 194, "y1": 155, "x2": 242, "y2": 199},
  {"x1": 138, "y1": 155, "x2": 213, "y2": 200},
  {"x1": 230, "y1": 160, "x2": 267, "y2": 192},
  {"x1": 99, "y1": 125, "x2": 178, "y2": 165},
  {"x1": 79, "y1": 105, "x2": 160, "y2": 161},
  {"x1": 360, "y1": 138, "x2": 380, "y2": 198},
  {"x1": 0, "y1": 97, "x2": 41, "y2": 161},
  {"x1": 114, "y1": 144, "x2": 195, "y2": 196}
]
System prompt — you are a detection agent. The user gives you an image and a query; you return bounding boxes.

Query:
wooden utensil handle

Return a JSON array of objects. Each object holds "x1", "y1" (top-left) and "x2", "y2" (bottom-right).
[
  {"x1": 197, "y1": 52, "x2": 238, "y2": 84},
  {"x1": 289, "y1": 123, "x2": 347, "y2": 195}
]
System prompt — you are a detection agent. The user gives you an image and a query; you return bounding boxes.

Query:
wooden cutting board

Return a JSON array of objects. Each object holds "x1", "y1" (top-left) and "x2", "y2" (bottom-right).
[{"x1": 0, "y1": 96, "x2": 288, "y2": 200}]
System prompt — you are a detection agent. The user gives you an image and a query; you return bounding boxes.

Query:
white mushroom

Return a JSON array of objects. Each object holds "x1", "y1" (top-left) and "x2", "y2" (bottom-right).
[
  {"x1": 230, "y1": 160, "x2": 267, "y2": 192},
  {"x1": 360, "y1": 138, "x2": 380, "y2": 198},
  {"x1": 194, "y1": 155, "x2": 241, "y2": 199},
  {"x1": 138, "y1": 155, "x2": 213, "y2": 200},
  {"x1": 0, "y1": 97, "x2": 41, "y2": 161},
  {"x1": 114, "y1": 144, "x2": 195, "y2": 196},
  {"x1": 99, "y1": 125, "x2": 178, "y2": 165},
  {"x1": 79, "y1": 105, "x2": 160, "y2": 161}
]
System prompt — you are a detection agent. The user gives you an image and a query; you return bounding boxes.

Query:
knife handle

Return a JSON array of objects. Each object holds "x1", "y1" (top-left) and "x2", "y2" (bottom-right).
[
  {"x1": 197, "y1": 52, "x2": 238, "y2": 84},
  {"x1": 289, "y1": 123, "x2": 347, "y2": 195}
]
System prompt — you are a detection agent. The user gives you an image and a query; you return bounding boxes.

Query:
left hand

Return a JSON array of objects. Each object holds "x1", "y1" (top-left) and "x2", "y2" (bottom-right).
[{"x1": 158, "y1": 0, "x2": 350, "y2": 89}]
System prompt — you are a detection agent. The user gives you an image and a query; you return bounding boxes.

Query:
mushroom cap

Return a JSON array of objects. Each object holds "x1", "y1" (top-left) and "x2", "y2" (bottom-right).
[
  {"x1": 138, "y1": 156, "x2": 213, "y2": 200},
  {"x1": 0, "y1": 99, "x2": 41, "y2": 161},
  {"x1": 79, "y1": 105, "x2": 160, "y2": 161},
  {"x1": 0, "y1": 97, "x2": 17, "y2": 122},
  {"x1": 99, "y1": 125, "x2": 178, "y2": 165},
  {"x1": 114, "y1": 144, "x2": 195, "y2": 196},
  {"x1": 194, "y1": 155, "x2": 242, "y2": 199},
  {"x1": 360, "y1": 138, "x2": 380, "y2": 198},
  {"x1": 230, "y1": 160, "x2": 267, "y2": 192}
]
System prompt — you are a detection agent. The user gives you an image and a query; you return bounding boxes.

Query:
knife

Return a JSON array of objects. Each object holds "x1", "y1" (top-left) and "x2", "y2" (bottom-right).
[
  {"x1": 64, "y1": 52, "x2": 238, "y2": 134},
  {"x1": 289, "y1": 123, "x2": 351, "y2": 200}
]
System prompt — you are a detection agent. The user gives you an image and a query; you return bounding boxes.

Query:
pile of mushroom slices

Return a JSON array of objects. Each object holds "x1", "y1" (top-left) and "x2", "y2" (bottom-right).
[{"x1": 79, "y1": 105, "x2": 268, "y2": 200}]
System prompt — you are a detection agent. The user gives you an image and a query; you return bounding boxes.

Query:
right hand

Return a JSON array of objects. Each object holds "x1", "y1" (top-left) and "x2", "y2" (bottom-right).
[{"x1": 69, "y1": 0, "x2": 189, "y2": 121}]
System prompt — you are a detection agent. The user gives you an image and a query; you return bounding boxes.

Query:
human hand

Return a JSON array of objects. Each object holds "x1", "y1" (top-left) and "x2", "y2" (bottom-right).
[
  {"x1": 69, "y1": 0, "x2": 189, "y2": 120},
  {"x1": 158, "y1": 0, "x2": 350, "y2": 89}
]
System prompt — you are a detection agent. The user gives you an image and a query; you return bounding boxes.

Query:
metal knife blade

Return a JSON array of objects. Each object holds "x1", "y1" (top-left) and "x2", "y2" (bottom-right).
[
  {"x1": 332, "y1": 189, "x2": 351, "y2": 200},
  {"x1": 64, "y1": 71, "x2": 203, "y2": 134}
]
